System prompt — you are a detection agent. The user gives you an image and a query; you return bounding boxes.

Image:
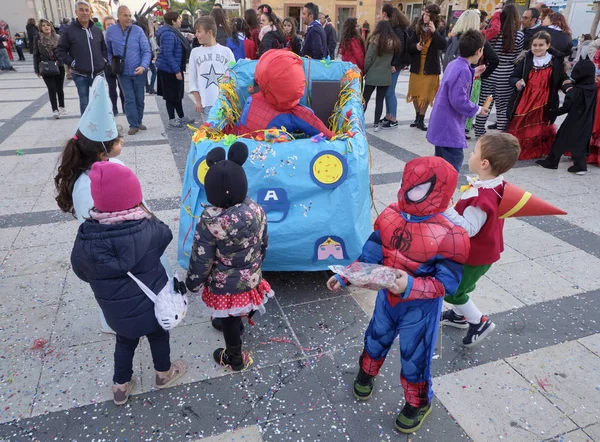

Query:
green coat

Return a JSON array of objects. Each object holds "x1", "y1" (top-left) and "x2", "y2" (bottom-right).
[{"x1": 364, "y1": 43, "x2": 393, "y2": 87}]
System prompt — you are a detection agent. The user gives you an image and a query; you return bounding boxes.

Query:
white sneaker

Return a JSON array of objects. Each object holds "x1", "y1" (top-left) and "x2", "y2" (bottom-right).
[
  {"x1": 53, "y1": 110, "x2": 60, "y2": 119},
  {"x1": 59, "y1": 107, "x2": 67, "y2": 116}
]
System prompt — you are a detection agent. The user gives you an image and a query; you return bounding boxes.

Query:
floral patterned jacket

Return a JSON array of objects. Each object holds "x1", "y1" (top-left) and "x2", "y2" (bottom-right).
[{"x1": 186, "y1": 197, "x2": 268, "y2": 294}]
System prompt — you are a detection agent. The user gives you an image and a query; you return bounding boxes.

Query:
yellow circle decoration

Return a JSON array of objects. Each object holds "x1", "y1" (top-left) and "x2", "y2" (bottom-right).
[
  {"x1": 193, "y1": 157, "x2": 210, "y2": 187},
  {"x1": 310, "y1": 151, "x2": 348, "y2": 189}
]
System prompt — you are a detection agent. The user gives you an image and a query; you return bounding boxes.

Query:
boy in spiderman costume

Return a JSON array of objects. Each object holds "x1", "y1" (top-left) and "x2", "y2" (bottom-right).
[{"x1": 327, "y1": 156, "x2": 470, "y2": 433}]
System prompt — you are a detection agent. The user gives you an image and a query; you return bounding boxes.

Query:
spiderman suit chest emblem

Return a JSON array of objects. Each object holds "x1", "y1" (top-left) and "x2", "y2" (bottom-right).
[{"x1": 377, "y1": 207, "x2": 459, "y2": 273}]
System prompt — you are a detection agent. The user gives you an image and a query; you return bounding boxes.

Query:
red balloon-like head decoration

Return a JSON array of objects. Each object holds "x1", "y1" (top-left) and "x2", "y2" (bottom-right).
[
  {"x1": 398, "y1": 157, "x2": 458, "y2": 217},
  {"x1": 255, "y1": 50, "x2": 306, "y2": 112}
]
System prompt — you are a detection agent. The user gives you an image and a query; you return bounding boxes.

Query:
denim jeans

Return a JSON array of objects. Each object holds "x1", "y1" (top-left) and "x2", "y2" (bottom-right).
[
  {"x1": 147, "y1": 62, "x2": 157, "y2": 90},
  {"x1": 118, "y1": 74, "x2": 146, "y2": 128},
  {"x1": 113, "y1": 327, "x2": 171, "y2": 384},
  {"x1": 202, "y1": 105, "x2": 212, "y2": 122},
  {"x1": 435, "y1": 146, "x2": 464, "y2": 174},
  {"x1": 0, "y1": 48, "x2": 13, "y2": 69},
  {"x1": 72, "y1": 74, "x2": 94, "y2": 115},
  {"x1": 385, "y1": 70, "x2": 401, "y2": 119}
]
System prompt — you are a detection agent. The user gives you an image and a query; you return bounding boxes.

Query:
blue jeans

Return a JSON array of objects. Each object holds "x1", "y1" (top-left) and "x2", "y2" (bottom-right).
[
  {"x1": 385, "y1": 70, "x2": 401, "y2": 119},
  {"x1": 147, "y1": 62, "x2": 157, "y2": 90},
  {"x1": 72, "y1": 74, "x2": 94, "y2": 115},
  {"x1": 435, "y1": 146, "x2": 464, "y2": 173},
  {"x1": 0, "y1": 48, "x2": 12, "y2": 69},
  {"x1": 118, "y1": 74, "x2": 146, "y2": 128}
]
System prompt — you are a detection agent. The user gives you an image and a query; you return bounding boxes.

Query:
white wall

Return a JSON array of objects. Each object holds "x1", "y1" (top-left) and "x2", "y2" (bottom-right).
[{"x1": 0, "y1": 0, "x2": 33, "y2": 34}]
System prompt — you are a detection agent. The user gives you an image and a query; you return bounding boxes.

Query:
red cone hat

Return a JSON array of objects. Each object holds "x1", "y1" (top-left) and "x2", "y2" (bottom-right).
[{"x1": 498, "y1": 183, "x2": 567, "y2": 219}]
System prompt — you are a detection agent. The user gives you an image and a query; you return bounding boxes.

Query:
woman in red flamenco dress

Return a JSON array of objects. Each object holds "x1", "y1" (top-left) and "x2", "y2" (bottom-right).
[
  {"x1": 587, "y1": 50, "x2": 600, "y2": 166},
  {"x1": 507, "y1": 32, "x2": 567, "y2": 160}
]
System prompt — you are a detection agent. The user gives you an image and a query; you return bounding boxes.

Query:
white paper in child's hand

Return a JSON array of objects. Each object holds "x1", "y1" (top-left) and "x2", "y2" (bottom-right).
[{"x1": 329, "y1": 263, "x2": 403, "y2": 292}]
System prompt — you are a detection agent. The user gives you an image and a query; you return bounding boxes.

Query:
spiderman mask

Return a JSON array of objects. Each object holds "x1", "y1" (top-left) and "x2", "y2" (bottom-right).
[{"x1": 398, "y1": 157, "x2": 457, "y2": 217}]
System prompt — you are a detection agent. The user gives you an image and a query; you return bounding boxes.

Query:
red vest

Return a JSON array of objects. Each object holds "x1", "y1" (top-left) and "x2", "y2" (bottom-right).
[{"x1": 454, "y1": 182, "x2": 505, "y2": 266}]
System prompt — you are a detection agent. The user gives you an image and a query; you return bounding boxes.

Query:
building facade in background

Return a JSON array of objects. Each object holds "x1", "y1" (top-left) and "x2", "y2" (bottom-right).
[
  {"x1": 249, "y1": 0, "x2": 382, "y2": 41},
  {"x1": 0, "y1": 0, "x2": 73, "y2": 33}
]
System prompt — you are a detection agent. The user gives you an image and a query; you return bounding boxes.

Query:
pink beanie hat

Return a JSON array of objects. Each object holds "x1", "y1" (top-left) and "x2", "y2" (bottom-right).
[{"x1": 89, "y1": 161, "x2": 143, "y2": 212}]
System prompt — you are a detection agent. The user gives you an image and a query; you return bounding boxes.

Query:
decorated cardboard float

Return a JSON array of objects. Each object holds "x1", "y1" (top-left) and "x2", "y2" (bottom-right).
[{"x1": 178, "y1": 52, "x2": 371, "y2": 271}]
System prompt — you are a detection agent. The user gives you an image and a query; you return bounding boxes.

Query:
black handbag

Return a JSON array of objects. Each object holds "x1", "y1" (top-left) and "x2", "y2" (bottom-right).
[
  {"x1": 39, "y1": 60, "x2": 60, "y2": 76},
  {"x1": 111, "y1": 27, "x2": 132, "y2": 75}
]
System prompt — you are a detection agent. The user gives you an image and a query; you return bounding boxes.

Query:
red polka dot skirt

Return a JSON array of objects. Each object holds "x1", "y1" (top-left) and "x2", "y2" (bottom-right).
[{"x1": 201, "y1": 279, "x2": 273, "y2": 318}]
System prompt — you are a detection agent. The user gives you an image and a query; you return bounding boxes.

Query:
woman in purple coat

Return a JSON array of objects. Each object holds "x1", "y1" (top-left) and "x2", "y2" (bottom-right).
[{"x1": 426, "y1": 30, "x2": 489, "y2": 172}]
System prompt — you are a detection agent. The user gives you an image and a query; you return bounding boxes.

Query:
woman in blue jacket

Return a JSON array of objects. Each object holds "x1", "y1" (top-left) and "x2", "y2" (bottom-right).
[{"x1": 155, "y1": 11, "x2": 194, "y2": 129}]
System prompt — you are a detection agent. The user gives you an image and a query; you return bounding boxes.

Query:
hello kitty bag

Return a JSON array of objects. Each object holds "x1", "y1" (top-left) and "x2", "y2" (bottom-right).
[{"x1": 127, "y1": 272, "x2": 189, "y2": 331}]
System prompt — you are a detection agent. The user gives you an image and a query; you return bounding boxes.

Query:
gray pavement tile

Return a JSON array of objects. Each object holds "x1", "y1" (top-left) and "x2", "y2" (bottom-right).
[
  {"x1": 0, "y1": 271, "x2": 65, "y2": 315},
  {"x1": 436, "y1": 359, "x2": 578, "y2": 442},
  {"x1": 506, "y1": 340, "x2": 600, "y2": 428},
  {"x1": 310, "y1": 344, "x2": 404, "y2": 403},
  {"x1": 52, "y1": 300, "x2": 114, "y2": 349},
  {"x1": 1, "y1": 243, "x2": 71, "y2": 277},
  {"x1": 432, "y1": 290, "x2": 600, "y2": 377},
  {"x1": 246, "y1": 360, "x2": 329, "y2": 423},
  {"x1": 542, "y1": 429, "x2": 596, "y2": 442},
  {"x1": 0, "y1": 372, "x2": 254, "y2": 440},
  {"x1": 486, "y1": 259, "x2": 582, "y2": 306},
  {"x1": 553, "y1": 227, "x2": 600, "y2": 258},
  {"x1": 260, "y1": 406, "x2": 349, "y2": 441},
  {"x1": 582, "y1": 423, "x2": 600, "y2": 441},
  {"x1": 282, "y1": 295, "x2": 369, "y2": 352},
  {"x1": 372, "y1": 171, "x2": 403, "y2": 185},
  {"x1": 242, "y1": 300, "x2": 305, "y2": 367}
]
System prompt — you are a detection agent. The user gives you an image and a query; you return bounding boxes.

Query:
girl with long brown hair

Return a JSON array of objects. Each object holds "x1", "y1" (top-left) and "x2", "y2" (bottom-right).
[
  {"x1": 474, "y1": 3, "x2": 524, "y2": 136},
  {"x1": 244, "y1": 9, "x2": 260, "y2": 59},
  {"x1": 211, "y1": 7, "x2": 231, "y2": 46},
  {"x1": 283, "y1": 17, "x2": 302, "y2": 54},
  {"x1": 339, "y1": 17, "x2": 365, "y2": 73},
  {"x1": 406, "y1": 4, "x2": 447, "y2": 131},
  {"x1": 363, "y1": 20, "x2": 400, "y2": 131},
  {"x1": 381, "y1": 4, "x2": 410, "y2": 128},
  {"x1": 257, "y1": 11, "x2": 285, "y2": 57}
]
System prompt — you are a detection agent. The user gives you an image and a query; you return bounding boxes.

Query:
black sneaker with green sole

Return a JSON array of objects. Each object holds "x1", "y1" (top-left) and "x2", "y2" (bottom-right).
[
  {"x1": 394, "y1": 403, "x2": 432, "y2": 433},
  {"x1": 353, "y1": 368, "x2": 375, "y2": 401}
]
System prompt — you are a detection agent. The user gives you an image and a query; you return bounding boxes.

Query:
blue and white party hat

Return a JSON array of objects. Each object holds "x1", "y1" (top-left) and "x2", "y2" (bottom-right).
[{"x1": 77, "y1": 76, "x2": 118, "y2": 142}]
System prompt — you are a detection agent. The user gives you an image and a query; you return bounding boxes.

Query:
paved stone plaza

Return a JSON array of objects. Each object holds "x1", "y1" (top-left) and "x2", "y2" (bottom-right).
[{"x1": 1, "y1": 59, "x2": 600, "y2": 441}]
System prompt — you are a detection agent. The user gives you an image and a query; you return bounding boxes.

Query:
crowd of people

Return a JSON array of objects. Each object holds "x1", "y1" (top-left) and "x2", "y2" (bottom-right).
[{"x1": 1, "y1": 0, "x2": 598, "y2": 436}]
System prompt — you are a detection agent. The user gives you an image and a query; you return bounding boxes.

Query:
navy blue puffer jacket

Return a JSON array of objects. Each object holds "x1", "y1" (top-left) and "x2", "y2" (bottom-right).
[{"x1": 71, "y1": 218, "x2": 172, "y2": 339}]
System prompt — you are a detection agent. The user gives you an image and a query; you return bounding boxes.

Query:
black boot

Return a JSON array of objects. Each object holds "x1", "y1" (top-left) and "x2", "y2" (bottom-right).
[
  {"x1": 213, "y1": 344, "x2": 244, "y2": 371},
  {"x1": 211, "y1": 317, "x2": 245, "y2": 335},
  {"x1": 409, "y1": 112, "x2": 419, "y2": 127},
  {"x1": 416, "y1": 114, "x2": 427, "y2": 131}
]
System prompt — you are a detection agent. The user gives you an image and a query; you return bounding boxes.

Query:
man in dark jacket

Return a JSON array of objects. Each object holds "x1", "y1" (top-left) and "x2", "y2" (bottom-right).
[
  {"x1": 319, "y1": 13, "x2": 336, "y2": 59},
  {"x1": 55, "y1": 0, "x2": 107, "y2": 115},
  {"x1": 300, "y1": 2, "x2": 327, "y2": 60},
  {"x1": 521, "y1": 8, "x2": 540, "y2": 50}
]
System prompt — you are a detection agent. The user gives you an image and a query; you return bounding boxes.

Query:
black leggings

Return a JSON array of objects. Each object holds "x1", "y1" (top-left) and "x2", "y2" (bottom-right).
[
  {"x1": 222, "y1": 316, "x2": 242, "y2": 349},
  {"x1": 106, "y1": 73, "x2": 125, "y2": 113},
  {"x1": 166, "y1": 101, "x2": 184, "y2": 120},
  {"x1": 363, "y1": 85, "x2": 388, "y2": 125},
  {"x1": 42, "y1": 66, "x2": 65, "y2": 112}
]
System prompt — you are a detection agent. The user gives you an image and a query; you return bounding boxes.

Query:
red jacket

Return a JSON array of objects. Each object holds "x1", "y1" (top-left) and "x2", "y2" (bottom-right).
[
  {"x1": 483, "y1": 11, "x2": 501, "y2": 42},
  {"x1": 340, "y1": 37, "x2": 365, "y2": 74},
  {"x1": 454, "y1": 182, "x2": 505, "y2": 266}
]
